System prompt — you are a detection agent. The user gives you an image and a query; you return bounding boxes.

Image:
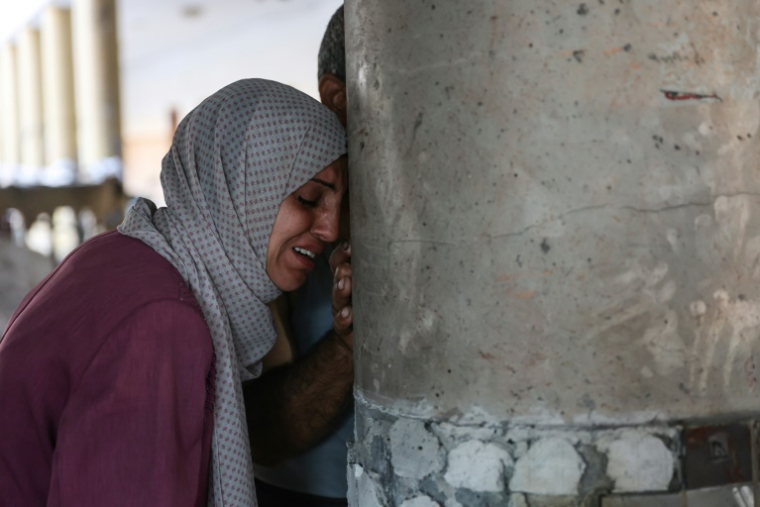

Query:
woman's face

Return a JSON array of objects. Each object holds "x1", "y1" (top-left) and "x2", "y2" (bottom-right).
[{"x1": 266, "y1": 156, "x2": 348, "y2": 292}]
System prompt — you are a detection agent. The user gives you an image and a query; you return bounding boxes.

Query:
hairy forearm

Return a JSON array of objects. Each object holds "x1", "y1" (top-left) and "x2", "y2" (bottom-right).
[{"x1": 244, "y1": 331, "x2": 354, "y2": 467}]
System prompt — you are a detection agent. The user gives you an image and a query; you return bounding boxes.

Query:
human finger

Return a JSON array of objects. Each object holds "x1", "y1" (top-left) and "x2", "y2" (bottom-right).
[
  {"x1": 329, "y1": 241, "x2": 351, "y2": 274},
  {"x1": 332, "y1": 263, "x2": 352, "y2": 316},
  {"x1": 333, "y1": 305, "x2": 353, "y2": 338}
]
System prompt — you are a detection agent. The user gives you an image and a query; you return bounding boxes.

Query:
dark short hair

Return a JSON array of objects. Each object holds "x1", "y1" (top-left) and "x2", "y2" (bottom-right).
[{"x1": 317, "y1": 5, "x2": 345, "y2": 83}]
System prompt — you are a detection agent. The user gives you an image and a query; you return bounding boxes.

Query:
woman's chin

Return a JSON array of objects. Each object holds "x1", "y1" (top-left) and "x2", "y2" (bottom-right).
[
  {"x1": 271, "y1": 271, "x2": 308, "y2": 293},
  {"x1": 267, "y1": 250, "x2": 318, "y2": 292}
]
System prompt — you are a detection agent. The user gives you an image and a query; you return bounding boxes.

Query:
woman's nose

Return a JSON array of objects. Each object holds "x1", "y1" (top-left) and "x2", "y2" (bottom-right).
[{"x1": 312, "y1": 205, "x2": 340, "y2": 243}]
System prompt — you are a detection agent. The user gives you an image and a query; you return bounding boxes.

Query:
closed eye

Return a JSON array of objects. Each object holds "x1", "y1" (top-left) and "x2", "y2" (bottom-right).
[{"x1": 297, "y1": 196, "x2": 318, "y2": 208}]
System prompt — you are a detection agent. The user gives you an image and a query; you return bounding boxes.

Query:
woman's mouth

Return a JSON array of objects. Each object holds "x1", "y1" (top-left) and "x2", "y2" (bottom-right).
[
  {"x1": 293, "y1": 247, "x2": 316, "y2": 259},
  {"x1": 291, "y1": 246, "x2": 318, "y2": 270}
]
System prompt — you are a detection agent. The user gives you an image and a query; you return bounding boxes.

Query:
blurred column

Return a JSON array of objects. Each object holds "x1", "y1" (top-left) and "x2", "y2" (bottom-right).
[
  {"x1": 17, "y1": 27, "x2": 45, "y2": 185},
  {"x1": 0, "y1": 44, "x2": 21, "y2": 187},
  {"x1": 41, "y1": 6, "x2": 77, "y2": 186},
  {"x1": 0, "y1": 69, "x2": 3, "y2": 183},
  {"x1": 72, "y1": 0, "x2": 122, "y2": 182},
  {"x1": 0, "y1": 68, "x2": 4, "y2": 171}
]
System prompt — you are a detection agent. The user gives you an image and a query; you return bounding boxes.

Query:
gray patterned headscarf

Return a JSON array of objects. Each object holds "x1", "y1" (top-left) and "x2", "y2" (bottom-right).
[{"x1": 118, "y1": 79, "x2": 346, "y2": 507}]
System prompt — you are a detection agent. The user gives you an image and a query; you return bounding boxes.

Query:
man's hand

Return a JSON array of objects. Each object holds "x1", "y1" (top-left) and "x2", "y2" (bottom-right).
[
  {"x1": 245, "y1": 242, "x2": 356, "y2": 467},
  {"x1": 330, "y1": 241, "x2": 353, "y2": 350}
]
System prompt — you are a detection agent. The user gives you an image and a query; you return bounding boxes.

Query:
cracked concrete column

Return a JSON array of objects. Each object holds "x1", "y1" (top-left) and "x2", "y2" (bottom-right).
[
  {"x1": 41, "y1": 6, "x2": 77, "y2": 185},
  {"x1": 72, "y1": 0, "x2": 122, "y2": 182},
  {"x1": 346, "y1": 1, "x2": 760, "y2": 505},
  {"x1": 0, "y1": 43, "x2": 21, "y2": 186}
]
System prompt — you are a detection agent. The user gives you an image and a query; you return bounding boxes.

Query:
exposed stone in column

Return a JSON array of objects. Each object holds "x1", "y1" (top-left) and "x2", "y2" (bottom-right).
[
  {"x1": 17, "y1": 27, "x2": 45, "y2": 184},
  {"x1": 72, "y1": 0, "x2": 122, "y2": 182},
  {"x1": 41, "y1": 6, "x2": 77, "y2": 186},
  {"x1": 445, "y1": 440, "x2": 512, "y2": 493},
  {"x1": 349, "y1": 407, "x2": 682, "y2": 506},
  {"x1": 0, "y1": 43, "x2": 21, "y2": 186},
  {"x1": 346, "y1": 0, "x2": 760, "y2": 504},
  {"x1": 509, "y1": 438, "x2": 584, "y2": 495}
]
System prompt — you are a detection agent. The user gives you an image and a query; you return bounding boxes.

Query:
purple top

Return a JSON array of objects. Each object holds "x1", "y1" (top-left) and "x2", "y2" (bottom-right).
[{"x1": 0, "y1": 231, "x2": 215, "y2": 506}]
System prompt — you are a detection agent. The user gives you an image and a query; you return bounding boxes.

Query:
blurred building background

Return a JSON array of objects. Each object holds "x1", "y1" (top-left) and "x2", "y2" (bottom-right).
[{"x1": 0, "y1": 0, "x2": 343, "y2": 329}]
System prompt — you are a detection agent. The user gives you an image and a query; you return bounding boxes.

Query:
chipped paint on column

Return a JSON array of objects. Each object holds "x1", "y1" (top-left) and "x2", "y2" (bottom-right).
[{"x1": 346, "y1": 0, "x2": 760, "y2": 503}]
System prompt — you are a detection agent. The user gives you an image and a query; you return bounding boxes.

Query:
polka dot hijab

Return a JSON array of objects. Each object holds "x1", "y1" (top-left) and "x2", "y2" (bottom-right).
[{"x1": 118, "y1": 79, "x2": 346, "y2": 506}]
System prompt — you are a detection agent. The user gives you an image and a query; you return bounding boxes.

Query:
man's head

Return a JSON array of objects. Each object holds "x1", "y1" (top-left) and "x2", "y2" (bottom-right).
[{"x1": 317, "y1": 5, "x2": 346, "y2": 127}]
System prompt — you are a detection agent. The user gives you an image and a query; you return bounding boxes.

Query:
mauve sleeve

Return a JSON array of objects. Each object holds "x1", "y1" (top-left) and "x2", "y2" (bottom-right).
[{"x1": 46, "y1": 299, "x2": 214, "y2": 507}]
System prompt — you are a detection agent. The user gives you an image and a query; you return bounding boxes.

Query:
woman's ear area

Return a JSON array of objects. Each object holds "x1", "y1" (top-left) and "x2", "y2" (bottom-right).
[{"x1": 318, "y1": 74, "x2": 347, "y2": 127}]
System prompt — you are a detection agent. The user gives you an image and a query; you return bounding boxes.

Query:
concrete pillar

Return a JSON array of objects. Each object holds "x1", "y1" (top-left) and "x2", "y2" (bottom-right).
[
  {"x1": 0, "y1": 44, "x2": 21, "y2": 186},
  {"x1": 41, "y1": 6, "x2": 77, "y2": 186},
  {"x1": 346, "y1": 1, "x2": 760, "y2": 505},
  {"x1": 17, "y1": 27, "x2": 45, "y2": 184},
  {"x1": 72, "y1": 0, "x2": 122, "y2": 182}
]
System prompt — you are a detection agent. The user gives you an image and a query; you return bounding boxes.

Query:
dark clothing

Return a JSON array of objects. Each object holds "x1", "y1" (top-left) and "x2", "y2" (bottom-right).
[
  {"x1": 0, "y1": 231, "x2": 215, "y2": 507},
  {"x1": 255, "y1": 479, "x2": 348, "y2": 507}
]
